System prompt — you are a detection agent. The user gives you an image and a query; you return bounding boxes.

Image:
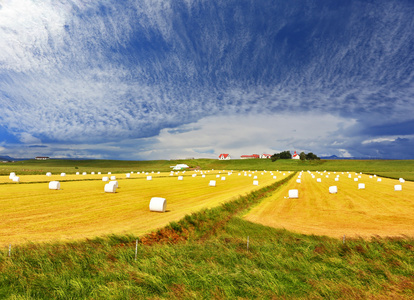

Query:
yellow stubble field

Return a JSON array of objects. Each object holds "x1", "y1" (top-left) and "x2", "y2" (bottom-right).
[
  {"x1": 0, "y1": 170, "x2": 286, "y2": 246},
  {"x1": 244, "y1": 171, "x2": 414, "y2": 239}
]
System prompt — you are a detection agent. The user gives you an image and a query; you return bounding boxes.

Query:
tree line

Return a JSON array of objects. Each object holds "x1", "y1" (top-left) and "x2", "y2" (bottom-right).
[{"x1": 271, "y1": 151, "x2": 320, "y2": 162}]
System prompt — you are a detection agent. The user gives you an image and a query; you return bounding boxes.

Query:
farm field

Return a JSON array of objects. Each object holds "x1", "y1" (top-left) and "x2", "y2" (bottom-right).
[
  {"x1": 245, "y1": 171, "x2": 414, "y2": 238},
  {"x1": 2, "y1": 158, "x2": 414, "y2": 180},
  {"x1": 0, "y1": 169, "x2": 286, "y2": 246}
]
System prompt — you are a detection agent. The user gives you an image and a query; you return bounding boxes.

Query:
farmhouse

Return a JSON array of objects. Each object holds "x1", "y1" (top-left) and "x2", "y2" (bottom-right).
[
  {"x1": 218, "y1": 153, "x2": 231, "y2": 160},
  {"x1": 261, "y1": 154, "x2": 272, "y2": 159},
  {"x1": 240, "y1": 154, "x2": 260, "y2": 159},
  {"x1": 35, "y1": 156, "x2": 50, "y2": 160},
  {"x1": 292, "y1": 151, "x2": 300, "y2": 160}
]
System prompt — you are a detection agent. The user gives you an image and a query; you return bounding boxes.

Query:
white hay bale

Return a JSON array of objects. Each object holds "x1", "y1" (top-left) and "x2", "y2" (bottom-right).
[
  {"x1": 296, "y1": 179, "x2": 301, "y2": 183},
  {"x1": 253, "y1": 180, "x2": 259, "y2": 186},
  {"x1": 149, "y1": 197, "x2": 166, "y2": 212},
  {"x1": 377, "y1": 178, "x2": 382, "y2": 182},
  {"x1": 192, "y1": 174, "x2": 196, "y2": 177},
  {"x1": 109, "y1": 180, "x2": 118, "y2": 188},
  {"x1": 82, "y1": 172, "x2": 87, "y2": 175},
  {"x1": 91, "y1": 172, "x2": 95, "y2": 175},
  {"x1": 147, "y1": 176, "x2": 152, "y2": 181},
  {"x1": 12, "y1": 176, "x2": 20, "y2": 182},
  {"x1": 253, "y1": 176, "x2": 258, "y2": 179},
  {"x1": 221, "y1": 176, "x2": 226, "y2": 181},
  {"x1": 110, "y1": 175, "x2": 116, "y2": 180},
  {"x1": 76, "y1": 172, "x2": 80, "y2": 175},
  {"x1": 358, "y1": 183, "x2": 365, "y2": 189},
  {"x1": 60, "y1": 173, "x2": 66, "y2": 177},
  {"x1": 102, "y1": 176, "x2": 109, "y2": 182},
  {"x1": 126, "y1": 173, "x2": 131, "y2": 178},
  {"x1": 178, "y1": 176, "x2": 183, "y2": 180},
  {"x1": 104, "y1": 183, "x2": 117, "y2": 193},
  {"x1": 273, "y1": 176, "x2": 277, "y2": 179},
  {"x1": 288, "y1": 189, "x2": 299, "y2": 198},
  {"x1": 216, "y1": 175, "x2": 220, "y2": 178},
  {"x1": 46, "y1": 172, "x2": 52, "y2": 176},
  {"x1": 209, "y1": 180, "x2": 216, "y2": 187},
  {"x1": 202, "y1": 174, "x2": 206, "y2": 178},
  {"x1": 394, "y1": 184, "x2": 402, "y2": 191},
  {"x1": 399, "y1": 178, "x2": 405, "y2": 183},
  {"x1": 317, "y1": 178, "x2": 321, "y2": 182},
  {"x1": 9, "y1": 172, "x2": 16, "y2": 179},
  {"x1": 108, "y1": 172, "x2": 111, "y2": 175},
  {"x1": 329, "y1": 186, "x2": 338, "y2": 194},
  {"x1": 49, "y1": 181, "x2": 60, "y2": 190},
  {"x1": 354, "y1": 178, "x2": 358, "y2": 182},
  {"x1": 335, "y1": 178, "x2": 339, "y2": 181}
]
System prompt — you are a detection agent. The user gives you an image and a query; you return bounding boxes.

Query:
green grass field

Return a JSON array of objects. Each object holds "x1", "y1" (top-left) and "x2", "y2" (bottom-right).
[
  {"x1": 0, "y1": 159, "x2": 413, "y2": 299},
  {"x1": 2, "y1": 158, "x2": 414, "y2": 180}
]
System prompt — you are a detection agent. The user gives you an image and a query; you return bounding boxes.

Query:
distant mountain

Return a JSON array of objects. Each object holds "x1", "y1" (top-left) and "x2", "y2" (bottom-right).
[{"x1": 0, "y1": 155, "x2": 17, "y2": 161}]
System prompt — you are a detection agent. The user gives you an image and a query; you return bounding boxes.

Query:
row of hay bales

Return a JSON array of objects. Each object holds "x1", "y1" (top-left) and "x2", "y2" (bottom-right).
[
  {"x1": 287, "y1": 171, "x2": 406, "y2": 198},
  {"x1": 44, "y1": 168, "x2": 282, "y2": 213}
]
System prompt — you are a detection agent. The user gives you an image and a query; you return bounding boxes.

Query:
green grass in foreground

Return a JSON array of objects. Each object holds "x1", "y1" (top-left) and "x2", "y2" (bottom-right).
[{"x1": 1, "y1": 175, "x2": 413, "y2": 299}]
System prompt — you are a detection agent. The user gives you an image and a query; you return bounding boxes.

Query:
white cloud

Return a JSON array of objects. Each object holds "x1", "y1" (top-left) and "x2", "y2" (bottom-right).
[{"x1": 141, "y1": 112, "x2": 357, "y2": 160}]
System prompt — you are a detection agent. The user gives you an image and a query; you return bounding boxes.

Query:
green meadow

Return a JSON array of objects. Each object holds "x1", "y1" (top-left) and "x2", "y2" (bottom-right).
[
  {"x1": 0, "y1": 159, "x2": 413, "y2": 299},
  {"x1": 2, "y1": 158, "x2": 414, "y2": 180}
]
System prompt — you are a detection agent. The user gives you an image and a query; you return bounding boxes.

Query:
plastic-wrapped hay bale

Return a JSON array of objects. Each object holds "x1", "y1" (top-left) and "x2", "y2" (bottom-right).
[
  {"x1": 109, "y1": 180, "x2": 118, "y2": 188},
  {"x1": 102, "y1": 176, "x2": 109, "y2": 182},
  {"x1": 358, "y1": 183, "x2": 365, "y2": 189},
  {"x1": 192, "y1": 174, "x2": 196, "y2": 177},
  {"x1": 253, "y1": 176, "x2": 258, "y2": 179},
  {"x1": 221, "y1": 176, "x2": 226, "y2": 181},
  {"x1": 108, "y1": 172, "x2": 112, "y2": 175},
  {"x1": 104, "y1": 183, "x2": 117, "y2": 193},
  {"x1": 60, "y1": 173, "x2": 66, "y2": 177},
  {"x1": 12, "y1": 176, "x2": 20, "y2": 182},
  {"x1": 76, "y1": 172, "x2": 80, "y2": 175},
  {"x1": 98, "y1": 172, "x2": 101, "y2": 175},
  {"x1": 317, "y1": 178, "x2": 321, "y2": 182},
  {"x1": 91, "y1": 172, "x2": 95, "y2": 175},
  {"x1": 335, "y1": 177, "x2": 339, "y2": 181},
  {"x1": 329, "y1": 186, "x2": 338, "y2": 194},
  {"x1": 216, "y1": 175, "x2": 220, "y2": 178},
  {"x1": 354, "y1": 178, "x2": 358, "y2": 181},
  {"x1": 394, "y1": 185, "x2": 402, "y2": 191},
  {"x1": 399, "y1": 178, "x2": 405, "y2": 183},
  {"x1": 296, "y1": 179, "x2": 301, "y2": 183},
  {"x1": 49, "y1": 181, "x2": 60, "y2": 190},
  {"x1": 9, "y1": 172, "x2": 16, "y2": 179},
  {"x1": 46, "y1": 172, "x2": 52, "y2": 176},
  {"x1": 82, "y1": 172, "x2": 87, "y2": 175},
  {"x1": 202, "y1": 174, "x2": 206, "y2": 178},
  {"x1": 178, "y1": 176, "x2": 183, "y2": 180},
  {"x1": 377, "y1": 178, "x2": 382, "y2": 182},
  {"x1": 209, "y1": 180, "x2": 216, "y2": 187},
  {"x1": 149, "y1": 197, "x2": 166, "y2": 212},
  {"x1": 110, "y1": 175, "x2": 116, "y2": 180},
  {"x1": 126, "y1": 173, "x2": 131, "y2": 178},
  {"x1": 288, "y1": 189, "x2": 299, "y2": 198},
  {"x1": 253, "y1": 180, "x2": 259, "y2": 186},
  {"x1": 147, "y1": 176, "x2": 152, "y2": 181}
]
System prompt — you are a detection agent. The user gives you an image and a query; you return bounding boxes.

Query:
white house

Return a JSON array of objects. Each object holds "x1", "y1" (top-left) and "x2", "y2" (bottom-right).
[
  {"x1": 292, "y1": 151, "x2": 300, "y2": 160},
  {"x1": 218, "y1": 154, "x2": 231, "y2": 160},
  {"x1": 261, "y1": 154, "x2": 272, "y2": 159}
]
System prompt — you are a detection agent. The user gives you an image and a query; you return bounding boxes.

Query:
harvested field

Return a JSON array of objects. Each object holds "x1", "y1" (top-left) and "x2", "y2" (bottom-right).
[
  {"x1": 0, "y1": 170, "x2": 285, "y2": 246},
  {"x1": 244, "y1": 171, "x2": 414, "y2": 238}
]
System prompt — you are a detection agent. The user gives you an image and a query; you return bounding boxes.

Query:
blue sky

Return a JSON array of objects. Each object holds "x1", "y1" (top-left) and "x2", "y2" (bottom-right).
[{"x1": 1, "y1": 0, "x2": 414, "y2": 160}]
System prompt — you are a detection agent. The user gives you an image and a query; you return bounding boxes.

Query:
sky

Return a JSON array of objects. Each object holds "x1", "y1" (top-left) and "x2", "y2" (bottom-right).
[{"x1": 1, "y1": 0, "x2": 414, "y2": 160}]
